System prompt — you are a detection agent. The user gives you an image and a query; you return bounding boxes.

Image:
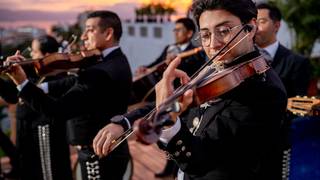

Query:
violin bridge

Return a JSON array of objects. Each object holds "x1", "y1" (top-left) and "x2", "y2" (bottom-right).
[{"x1": 210, "y1": 61, "x2": 224, "y2": 72}]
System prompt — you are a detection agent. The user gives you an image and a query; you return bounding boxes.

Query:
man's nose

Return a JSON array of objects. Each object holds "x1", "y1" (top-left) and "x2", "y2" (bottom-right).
[
  {"x1": 256, "y1": 24, "x2": 263, "y2": 32},
  {"x1": 209, "y1": 33, "x2": 223, "y2": 50}
]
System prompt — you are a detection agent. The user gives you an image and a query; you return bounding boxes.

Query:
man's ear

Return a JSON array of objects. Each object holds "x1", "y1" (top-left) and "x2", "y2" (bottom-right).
[
  {"x1": 105, "y1": 28, "x2": 114, "y2": 41},
  {"x1": 187, "y1": 30, "x2": 194, "y2": 39},
  {"x1": 247, "y1": 19, "x2": 257, "y2": 39},
  {"x1": 274, "y1": 20, "x2": 281, "y2": 33}
]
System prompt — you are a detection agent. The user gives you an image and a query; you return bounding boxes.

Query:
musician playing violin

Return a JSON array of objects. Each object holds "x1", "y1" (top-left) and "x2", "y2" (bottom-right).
[
  {"x1": 135, "y1": 17, "x2": 206, "y2": 78},
  {"x1": 94, "y1": 0, "x2": 288, "y2": 179},
  {"x1": 5, "y1": 11, "x2": 132, "y2": 180},
  {"x1": 0, "y1": 35, "x2": 73, "y2": 180}
]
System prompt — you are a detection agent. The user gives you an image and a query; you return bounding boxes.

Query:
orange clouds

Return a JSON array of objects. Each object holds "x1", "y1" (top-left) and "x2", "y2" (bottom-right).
[{"x1": 4, "y1": 0, "x2": 192, "y2": 13}]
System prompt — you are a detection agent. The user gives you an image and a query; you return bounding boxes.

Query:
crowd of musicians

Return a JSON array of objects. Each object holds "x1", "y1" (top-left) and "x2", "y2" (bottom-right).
[{"x1": 0, "y1": 0, "x2": 313, "y2": 180}]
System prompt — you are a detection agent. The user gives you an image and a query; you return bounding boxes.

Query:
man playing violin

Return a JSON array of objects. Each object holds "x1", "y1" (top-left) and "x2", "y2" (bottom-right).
[
  {"x1": 154, "y1": 0, "x2": 287, "y2": 179},
  {"x1": 0, "y1": 35, "x2": 73, "y2": 180},
  {"x1": 93, "y1": 0, "x2": 288, "y2": 179},
  {"x1": 5, "y1": 11, "x2": 132, "y2": 180},
  {"x1": 131, "y1": 17, "x2": 206, "y2": 104},
  {"x1": 135, "y1": 17, "x2": 206, "y2": 78}
]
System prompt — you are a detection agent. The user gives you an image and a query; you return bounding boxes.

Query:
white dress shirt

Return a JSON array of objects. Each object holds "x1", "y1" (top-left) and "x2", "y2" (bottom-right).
[{"x1": 263, "y1": 41, "x2": 279, "y2": 61}]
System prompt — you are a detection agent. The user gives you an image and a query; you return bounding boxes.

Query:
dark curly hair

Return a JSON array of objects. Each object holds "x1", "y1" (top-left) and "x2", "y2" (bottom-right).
[{"x1": 192, "y1": 0, "x2": 257, "y2": 28}]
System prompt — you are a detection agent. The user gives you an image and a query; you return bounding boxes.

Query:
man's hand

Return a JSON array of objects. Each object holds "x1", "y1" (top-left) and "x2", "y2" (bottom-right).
[
  {"x1": 93, "y1": 123, "x2": 125, "y2": 157},
  {"x1": 164, "y1": 53, "x2": 177, "y2": 65},
  {"x1": 5, "y1": 51, "x2": 27, "y2": 85},
  {"x1": 155, "y1": 57, "x2": 193, "y2": 123},
  {"x1": 134, "y1": 66, "x2": 149, "y2": 76}
]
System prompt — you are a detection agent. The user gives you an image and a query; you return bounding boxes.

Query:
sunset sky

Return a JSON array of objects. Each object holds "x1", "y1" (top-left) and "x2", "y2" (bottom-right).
[{"x1": 0, "y1": 0, "x2": 192, "y2": 22}]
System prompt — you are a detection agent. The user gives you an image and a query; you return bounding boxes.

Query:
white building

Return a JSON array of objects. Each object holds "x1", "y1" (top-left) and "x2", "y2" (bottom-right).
[{"x1": 120, "y1": 21, "x2": 175, "y2": 72}]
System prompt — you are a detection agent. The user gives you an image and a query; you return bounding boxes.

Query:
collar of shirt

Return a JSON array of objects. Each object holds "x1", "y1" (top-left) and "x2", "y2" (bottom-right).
[
  {"x1": 177, "y1": 42, "x2": 190, "y2": 52},
  {"x1": 102, "y1": 46, "x2": 120, "y2": 58},
  {"x1": 263, "y1": 41, "x2": 279, "y2": 60}
]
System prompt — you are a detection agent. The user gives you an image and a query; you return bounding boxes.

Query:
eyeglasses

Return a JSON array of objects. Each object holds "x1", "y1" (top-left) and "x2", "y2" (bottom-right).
[
  {"x1": 196, "y1": 24, "x2": 243, "y2": 47},
  {"x1": 173, "y1": 27, "x2": 187, "y2": 33}
]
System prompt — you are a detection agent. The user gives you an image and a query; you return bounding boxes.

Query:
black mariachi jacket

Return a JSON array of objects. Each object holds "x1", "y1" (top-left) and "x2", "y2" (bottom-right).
[
  {"x1": 0, "y1": 73, "x2": 73, "y2": 180},
  {"x1": 159, "y1": 50, "x2": 287, "y2": 180},
  {"x1": 18, "y1": 48, "x2": 132, "y2": 178}
]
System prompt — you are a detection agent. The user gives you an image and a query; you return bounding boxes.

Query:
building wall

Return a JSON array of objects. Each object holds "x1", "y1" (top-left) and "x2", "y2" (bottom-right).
[{"x1": 120, "y1": 22, "x2": 175, "y2": 73}]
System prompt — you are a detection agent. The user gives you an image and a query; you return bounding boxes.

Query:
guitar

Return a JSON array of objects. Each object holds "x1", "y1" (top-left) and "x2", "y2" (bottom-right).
[{"x1": 287, "y1": 96, "x2": 320, "y2": 116}]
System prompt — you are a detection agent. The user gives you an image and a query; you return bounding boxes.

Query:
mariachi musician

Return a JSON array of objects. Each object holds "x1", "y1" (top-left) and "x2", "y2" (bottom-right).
[
  {"x1": 0, "y1": 35, "x2": 73, "y2": 180},
  {"x1": 4, "y1": 11, "x2": 132, "y2": 180},
  {"x1": 132, "y1": 17, "x2": 207, "y2": 103}
]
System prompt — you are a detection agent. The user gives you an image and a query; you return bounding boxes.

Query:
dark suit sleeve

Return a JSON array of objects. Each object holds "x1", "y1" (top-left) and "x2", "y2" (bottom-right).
[
  {"x1": 0, "y1": 78, "x2": 19, "y2": 104},
  {"x1": 19, "y1": 68, "x2": 111, "y2": 121},
  {"x1": 124, "y1": 102, "x2": 155, "y2": 125},
  {"x1": 146, "y1": 46, "x2": 169, "y2": 68},
  {"x1": 289, "y1": 56, "x2": 311, "y2": 96},
  {"x1": 160, "y1": 104, "x2": 256, "y2": 175},
  {"x1": 48, "y1": 75, "x2": 77, "y2": 97},
  {"x1": 160, "y1": 95, "x2": 285, "y2": 175}
]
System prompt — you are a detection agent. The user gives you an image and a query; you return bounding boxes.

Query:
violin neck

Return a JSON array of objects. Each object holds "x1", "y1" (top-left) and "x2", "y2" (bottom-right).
[
  {"x1": 17, "y1": 59, "x2": 39, "y2": 65},
  {"x1": 178, "y1": 47, "x2": 203, "y2": 59}
]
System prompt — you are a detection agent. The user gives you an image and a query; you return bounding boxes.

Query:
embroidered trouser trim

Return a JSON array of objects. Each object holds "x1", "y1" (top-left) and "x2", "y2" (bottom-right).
[
  {"x1": 86, "y1": 160, "x2": 101, "y2": 180},
  {"x1": 38, "y1": 124, "x2": 53, "y2": 180},
  {"x1": 282, "y1": 148, "x2": 291, "y2": 180}
]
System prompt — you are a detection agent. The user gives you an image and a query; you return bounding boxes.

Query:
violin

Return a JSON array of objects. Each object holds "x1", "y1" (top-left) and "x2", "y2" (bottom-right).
[
  {"x1": 108, "y1": 24, "x2": 270, "y2": 152},
  {"x1": 1, "y1": 49, "x2": 102, "y2": 77}
]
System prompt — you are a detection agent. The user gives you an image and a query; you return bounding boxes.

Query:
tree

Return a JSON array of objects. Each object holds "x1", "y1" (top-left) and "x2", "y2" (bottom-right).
[
  {"x1": 154, "y1": 3, "x2": 166, "y2": 23},
  {"x1": 135, "y1": 8, "x2": 143, "y2": 22},
  {"x1": 165, "y1": 7, "x2": 176, "y2": 22},
  {"x1": 272, "y1": 0, "x2": 320, "y2": 56}
]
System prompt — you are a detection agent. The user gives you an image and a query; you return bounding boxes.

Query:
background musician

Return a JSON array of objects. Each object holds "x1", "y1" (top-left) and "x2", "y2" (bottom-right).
[
  {"x1": 255, "y1": 3, "x2": 311, "y2": 98},
  {"x1": 131, "y1": 17, "x2": 206, "y2": 104},
  {"x1": 0, "y1": 35, "x2": 73, "y2": 180},
  {"x1": 255, "y1": 4, "x2": 312, "y2": 178},
  {"x1": 135, "y1": 17, "x2": 206, "y2": 78}
]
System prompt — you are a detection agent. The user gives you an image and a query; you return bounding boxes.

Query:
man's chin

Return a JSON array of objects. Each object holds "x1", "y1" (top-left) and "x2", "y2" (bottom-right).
[{"x1": 85, "y1": 46, "x2": 95, "y2": 50}]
